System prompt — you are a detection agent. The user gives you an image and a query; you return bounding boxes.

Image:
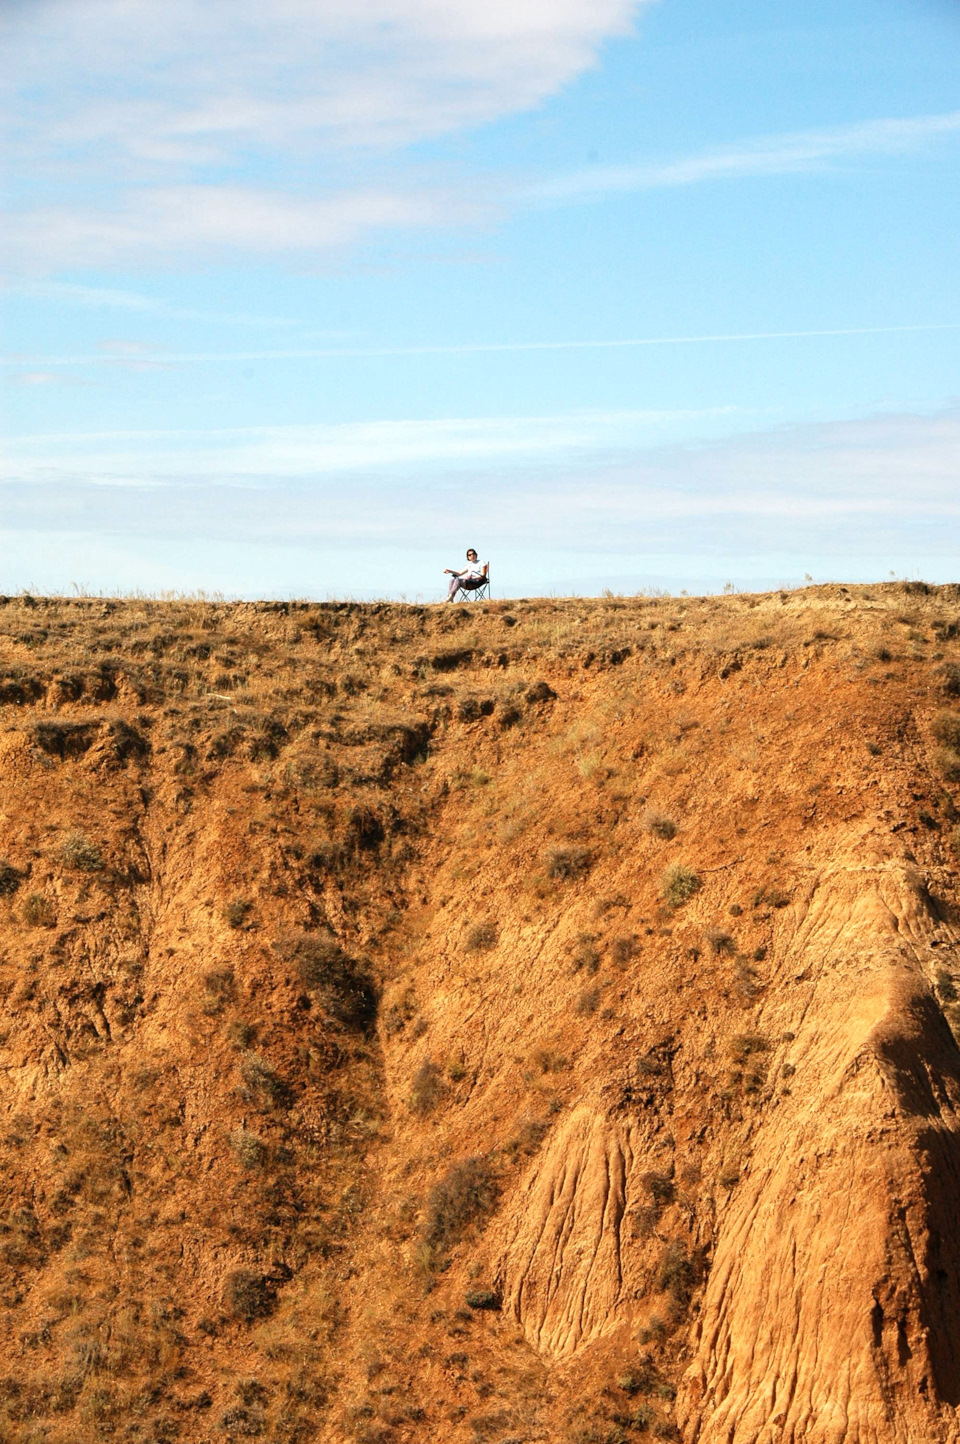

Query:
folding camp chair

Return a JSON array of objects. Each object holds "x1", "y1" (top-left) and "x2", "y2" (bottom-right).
[{"x1": 455, "y1": 570, "x2": 490, "y2": 602}]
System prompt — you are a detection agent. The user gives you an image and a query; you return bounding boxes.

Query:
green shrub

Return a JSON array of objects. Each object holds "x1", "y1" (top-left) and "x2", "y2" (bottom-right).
[
  {"x1": 60, "y1": 832, "x2": 103, "y2": 871},
  {"x1": 464, "y1": 1289, "x2": 500, "y2": 1311},
  {"x1": 660, "y1": 864, "x2": 700, "y2": 908}
]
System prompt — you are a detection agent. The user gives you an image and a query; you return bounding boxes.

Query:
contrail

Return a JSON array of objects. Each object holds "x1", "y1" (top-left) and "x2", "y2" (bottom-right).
[{"x1": 4, "y1": 321, "x2": 960, "y2": 368}]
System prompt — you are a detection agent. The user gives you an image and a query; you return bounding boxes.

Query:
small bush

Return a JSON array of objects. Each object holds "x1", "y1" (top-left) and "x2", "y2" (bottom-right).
[
  {"x1": 641, "y1": 1171, "x2": 675, "y2": 1209},
  {"x1": 464, "y1": 1289, "x2": 500, "y2": 1311},
  {"x1": 288, "y1": 931, "x2": 378, "y2": 1031},
  {"x1": 546, "y1": 845, "x2": 592, "y2": 880},
  {"x1": 576, "y1": 986, "x2": 600, "y2": 1016},
  {"x1": 752, "y1": 885, "x2": 791, "y2": 909},
  {"x1": 932, "y1": 711, "x2": 960, "y2": 749},
  {"x1": 226, "y1": 1019, "x2": 258, "y2": 1049},
  {"x1": 22, "y1": 892, "x2": 55, "y2": 928},
  {"x1": 729, "y1": 1033, "x2": 770, "y2": 1063},
  {"x1": 657, "y1": 1241, "x2": 698, "y2": 1315},
  {"x1": 60, "y1": 832, "x2": 103, "y2": 872},
  {"x1": 224, "y1": 898, "x2": 252, "y2": 929},
  {"x1": 224, "y1": 1271, "x2": 275, "y2": 1323},
  {"x1": 934, "y1": 748, "x2": 960, "y2": 783},
  {"x1": 942, "y1": 663, "x2": 960, "y2": 698},
  {"x1": 644, "y1": 811, "x2": 677, "y2": 841},
  {"x1": 610, "y1": 934, "x2": 638, "y2": 967},
  {"x1": 465, "y1": 920, "x2": 498, "y2": 952},
  {"x1": 410, "y1": 1060, "x2": 445, "y2": 1116},
  {"x1": 241, "y1": 1052, "x2": 291, "y2": 1108},
  {"x1": 706, "y1": 928, "x2": 735, "y2": 956},
  {"x1": 525, "y1": 681, "x2": 556, "y2": 705},
  {"x1": 423, "y1": 1157, "x2": 500, "y2": 1253},
  {"x1": 499, "y1": 702, "x2": 523, "y2": 729},
  {"x1": 229, "y1": 1128, "x2": 266, "y2": 1169},
  {"x1": 660, "y1": 864, "x2": 700, "y2": 909},
  {"x1": 0, "y1": 860, "x2": 21, "y2": 895},
  {"x1": 571, "y1": 937, "x2": 600, "y2": 974}
]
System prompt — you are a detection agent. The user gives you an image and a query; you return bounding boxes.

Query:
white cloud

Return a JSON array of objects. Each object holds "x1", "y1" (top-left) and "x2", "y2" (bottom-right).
[
  {"x1": 535, "y1": 109, "x2": 960, "y2": 201},
  {"x1": 3, "y1": 404, "x2": 959, "y2": 563},
  {"x1": 1, "y1": 0, "x2": 641, "y2": 270}
]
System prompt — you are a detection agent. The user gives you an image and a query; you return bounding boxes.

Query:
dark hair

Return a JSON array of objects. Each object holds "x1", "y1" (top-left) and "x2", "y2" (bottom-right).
[{"x1": 466, "y1": 548, "x2": 477, "y2": 557}]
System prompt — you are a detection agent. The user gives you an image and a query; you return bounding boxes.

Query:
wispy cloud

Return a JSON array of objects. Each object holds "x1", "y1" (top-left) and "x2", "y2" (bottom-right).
[
  {"x1": 6, "y1": 322, "x2": 959, "y2": 373},
  {"x1": 1, "y1": 406, "x2": 959, "y2": 568},
  {"x1": 1, "y1": 0, "x2": 642, "y2": 271},
  {"x1": 9, "y1": 281, "x2": 303, "y2": 328},
  {"x1": 536, "y1": 109, "x2": 960, "y2": 201}
]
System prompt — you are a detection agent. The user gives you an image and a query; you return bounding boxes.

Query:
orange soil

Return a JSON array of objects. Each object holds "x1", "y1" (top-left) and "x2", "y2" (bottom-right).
[{"x1": 0, "y1": 584, "x2": 959, "y2": 1444}]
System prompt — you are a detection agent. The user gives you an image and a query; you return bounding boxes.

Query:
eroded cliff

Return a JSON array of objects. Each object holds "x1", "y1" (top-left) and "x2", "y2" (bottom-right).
[{"x1": 0, "y1": 583, "x2": 959, "y2": 1444}]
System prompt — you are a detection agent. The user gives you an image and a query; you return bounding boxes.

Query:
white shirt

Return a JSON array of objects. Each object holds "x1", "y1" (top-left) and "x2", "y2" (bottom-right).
[{"x1": 461, "y1": 559, "x2": 487, "y2": 579}]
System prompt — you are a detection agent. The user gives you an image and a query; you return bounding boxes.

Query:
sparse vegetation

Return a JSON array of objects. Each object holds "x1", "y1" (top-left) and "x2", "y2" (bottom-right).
[
  {"x1": 22, "y1": 891, "x2": 56, "y2": 927},
  {"x1": 60, "y1": 831, "x2": 103, "y2": 871},
  {"x1": 423, "y1": 1157, "x2": 500, "y2": 1255},
  {"x1": 0, "y1": 860, "x2": 21, "y2": 895},
  {"x1": 660, "y1": 864, "x2": 700, "y2": 908},
  {"x1": 224, "y1": 1270, "x2": 276, "y2": 1323},
  {"x1": 644, "y1": 810, "x2": 677, "y2": 840},
  {"x1": 224, "y1": 897, "x2": 252, "y2": 928},
  {"x1": 547, "y1": 845, "x2": 593, "y2": 880},
  {"x1": 465, "y1": 919, "x2": 498, "y2": 951},
  {"x1": 410, "y1": 1060, "x2": 445, "y2": 1116}
]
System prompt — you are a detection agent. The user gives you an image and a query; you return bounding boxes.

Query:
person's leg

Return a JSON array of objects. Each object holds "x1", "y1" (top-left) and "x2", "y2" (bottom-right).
[{"x1": 447, "y1": 575, "x2": 462, "y2": 599}]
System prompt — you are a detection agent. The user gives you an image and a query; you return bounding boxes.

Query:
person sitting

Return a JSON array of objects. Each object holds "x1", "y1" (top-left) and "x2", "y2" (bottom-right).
[{"x1": 444, "y1": 549, "x2": 489, "y2": 601}]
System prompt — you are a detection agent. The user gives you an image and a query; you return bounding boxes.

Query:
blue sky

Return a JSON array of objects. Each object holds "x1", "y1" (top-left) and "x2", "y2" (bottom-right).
[{"x1": 2, "y1": 0, "x2": 959, "y2": 598}]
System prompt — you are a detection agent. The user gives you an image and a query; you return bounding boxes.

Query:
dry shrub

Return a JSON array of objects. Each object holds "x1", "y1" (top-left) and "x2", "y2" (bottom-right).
[
  {"x1": 934, "y1": 749, "x2": 960, "y2": 783},
  {"x1": 657, "y1": 1240, "x2": 699, "y2": 1317},
  {"x1": 410, "y1": 1060, "x2": 445, "y2": 1117},
  {"x1": 932, "y1": 711, "x2": 960, "y2": 748},
  {"x1": 22, "y1": 892, "x2": 56, "y2": 928},
  {"x1": 575, "y1": 986, "x2": 600, "y2": 1016},
  {"x1": 241, "y1": 1052, "x2": 291, "y2": 1108},
  {"x1": 546, "y1": 845, "x2": 592, "y2": 880},
  {"x1": 287, "y1": 931, "x2": 378, "y2": 1032},
  {"x1": 0, "y1": 860, "x2": 21, "y2": 895},
  {"x1": 610, "y1": 934, "x2": 638, "y2": 967},
  {"x1": 705, "y1": 928, "x2": 734, "y2": 956},
  {"x1": 60, "y1": 832, "x2": 103, "y2": 872},
  {"x1": 224, "y1": 1271, "x2": 276, "y2": 1323},
  {"x1": 644, "y1": 810, "x2": 677, "y2": 841},
  {"x1": 942, "y1": 663, "x2": 960, "y2": 698},
  {"x1": 224, "y1": 898, "x2": 251, "y2": 929},
  {"x1": 423, "y1": 1157, "x2": 500, "y2": 1253},
  {"x1": 465, "y1": 920, "x2": 498, "y2": 952},
  {"x1": 660, "y1": 864, "x2": 700, "y2": 908},
  {"x1": 229, "y1": 1128, "x2": 266, "y2": 1169}
]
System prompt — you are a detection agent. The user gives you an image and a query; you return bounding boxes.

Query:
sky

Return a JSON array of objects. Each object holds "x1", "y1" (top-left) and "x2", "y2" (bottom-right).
[{"x1": 1, "y1": 0, "x2": 959, "y2": 600}]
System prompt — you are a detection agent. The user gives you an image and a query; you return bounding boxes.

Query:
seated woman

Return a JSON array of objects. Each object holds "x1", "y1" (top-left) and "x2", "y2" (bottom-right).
[{"x1": 444, "y1": 549, "x2": 489, "y2": 601}]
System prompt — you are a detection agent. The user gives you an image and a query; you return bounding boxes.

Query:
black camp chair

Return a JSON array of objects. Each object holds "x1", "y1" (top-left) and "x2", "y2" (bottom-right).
[{"x1": 455, "y1": 570, "x2": 490, "y2": 602}]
